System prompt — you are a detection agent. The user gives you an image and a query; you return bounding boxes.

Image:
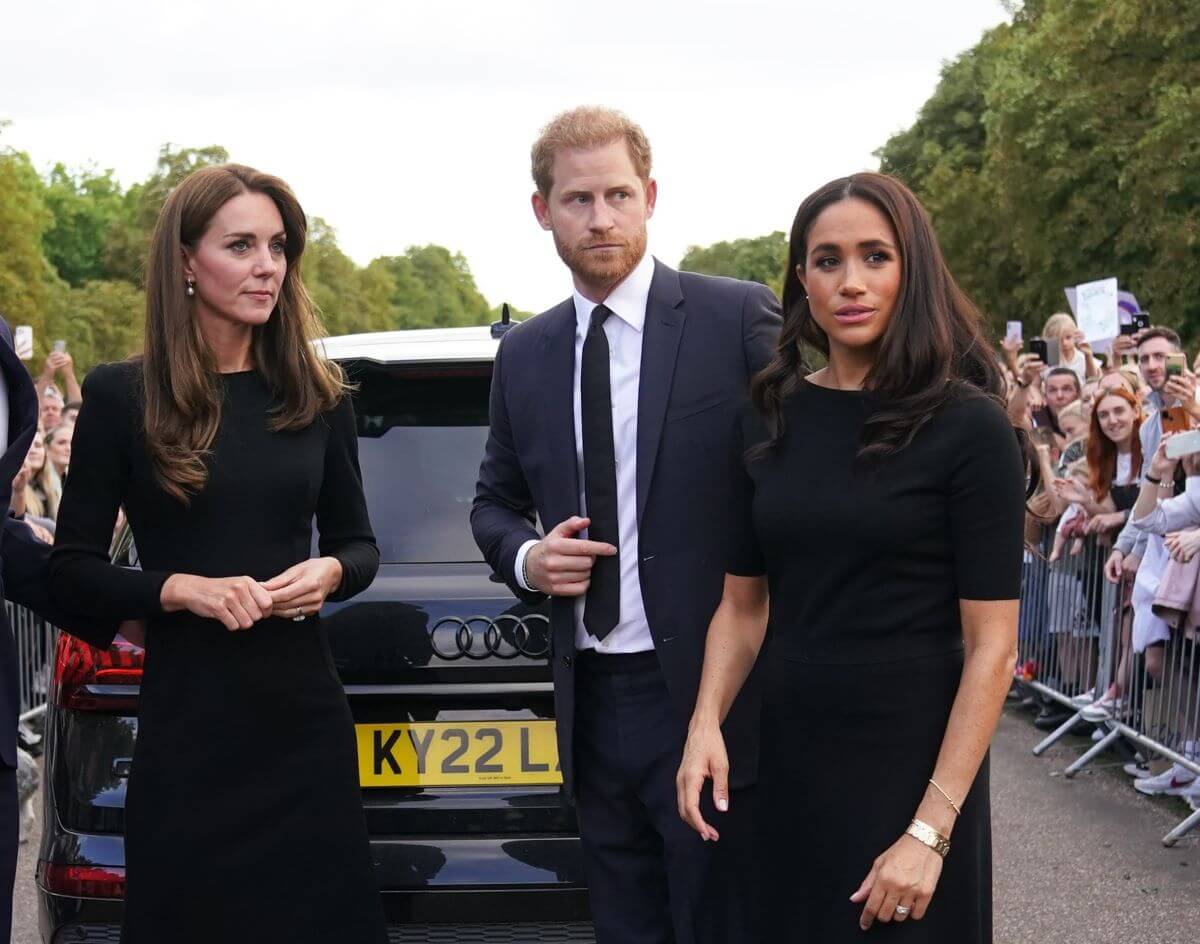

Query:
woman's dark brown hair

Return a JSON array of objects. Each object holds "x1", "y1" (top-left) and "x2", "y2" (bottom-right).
[
  {"x1": 142, "y1": 163, "x2": 346, "y2": 503},
  {"x1": 752, "y1": 172, "x2": 1030, "y2": 483},
  {"x1": 1087, "y1": 388, "x2": 1143, "y2": 501}
]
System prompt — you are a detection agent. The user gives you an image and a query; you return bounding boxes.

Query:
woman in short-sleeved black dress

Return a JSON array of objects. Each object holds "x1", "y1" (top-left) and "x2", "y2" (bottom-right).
[
  {"x1": 676, "y1": 173, "x2": 1027, "y2": 942},
  {"x1": 50, "y1": 164, "x2": 387, "y2": 943}
]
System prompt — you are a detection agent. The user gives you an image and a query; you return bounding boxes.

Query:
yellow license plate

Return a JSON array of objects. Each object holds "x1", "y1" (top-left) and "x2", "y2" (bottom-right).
[{"x1": 356, "y1": 721, "x2": 562, "y2": 787}]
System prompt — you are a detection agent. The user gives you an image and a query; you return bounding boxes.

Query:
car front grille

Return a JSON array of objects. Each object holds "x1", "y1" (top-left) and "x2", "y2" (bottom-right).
[
  {"x1": 53, "y1": 926, "x2": 122, "y2": 944},
  {"x1": 388, "y1": 924, "x2": 596, "y2": 943}
]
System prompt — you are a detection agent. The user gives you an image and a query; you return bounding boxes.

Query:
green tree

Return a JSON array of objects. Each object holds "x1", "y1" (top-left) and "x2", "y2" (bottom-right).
[
  {"x1": 0, "y1": 128, "x2": 59, "y2": 354},
  {"x1": 41, "y1": 164, "x2": 128, "y2": 287},
  {"x1": 2, "y1": 133, "x2": 525, "y2": 369},
  {"x1": 369, "y1": 245, "x2": 494, "y2": 329},
  {"x1": 103, "y1": 144, "x2": 231, "y2": 285},
  {"x1": 877, "y1": 0, "x2": 1200, "y2": 340},
  {"x1": 44, "y1": 279, "x2": 145, "y2": 368},
  {"x1": 678, "y1": 232, "x2": 788, "y2": 298}
]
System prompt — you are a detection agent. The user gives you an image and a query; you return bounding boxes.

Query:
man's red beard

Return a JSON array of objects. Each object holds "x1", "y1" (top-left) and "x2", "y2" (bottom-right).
[{"x1": 555, "y1": 228, "x2": 648, "y2": 290}]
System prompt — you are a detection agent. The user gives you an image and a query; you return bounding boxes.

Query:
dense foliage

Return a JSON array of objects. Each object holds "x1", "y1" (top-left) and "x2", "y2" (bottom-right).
[
  {"x1": 0, "y1": 135, "x2": 518, "y2": 369},
  {"x1": 881, "y1": 0, "x2": 1200, "y2": 339},
  {"x1": 681, "y1": 0, "x2": 1200, "y2": 344}
]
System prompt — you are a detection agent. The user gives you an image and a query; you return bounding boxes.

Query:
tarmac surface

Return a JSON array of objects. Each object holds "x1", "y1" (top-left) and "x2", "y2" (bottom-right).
[{"x1": 13, "y1": 708, "x2": 1200, "y2": 943}]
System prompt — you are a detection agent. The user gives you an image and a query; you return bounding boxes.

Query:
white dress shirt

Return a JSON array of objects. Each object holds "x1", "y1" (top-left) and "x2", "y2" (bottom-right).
[{"x1": 514, "y1": 252, "x2": 656, "y2": 653}]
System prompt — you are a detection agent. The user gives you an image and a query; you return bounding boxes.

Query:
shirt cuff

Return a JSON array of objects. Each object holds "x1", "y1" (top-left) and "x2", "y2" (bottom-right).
[{"x1": 513, "y1": 539, "x2": 539, "y2": 592}]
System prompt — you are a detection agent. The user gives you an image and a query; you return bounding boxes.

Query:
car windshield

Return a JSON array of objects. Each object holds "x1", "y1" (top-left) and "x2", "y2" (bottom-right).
[{"x1": 344, "y1": 361, "x2": 492, "y2": 564}]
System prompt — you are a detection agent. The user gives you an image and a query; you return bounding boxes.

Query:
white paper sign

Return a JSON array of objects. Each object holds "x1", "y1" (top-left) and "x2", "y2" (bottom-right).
[
  {"x1": 1075, "y1": 277, "x2": 1119, "y2": 343},
  {"x1": 14, "y1": 325, "x2": 33, "y2": 360}
]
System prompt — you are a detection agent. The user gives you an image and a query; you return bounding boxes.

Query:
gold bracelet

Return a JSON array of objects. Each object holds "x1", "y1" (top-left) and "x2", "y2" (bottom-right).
[
  {"x1": 905, "y1": 819, "x2": 951, "y2": 859},
  {"x1": 928, "y1": 778, "x2": 962, "y2": 816}
]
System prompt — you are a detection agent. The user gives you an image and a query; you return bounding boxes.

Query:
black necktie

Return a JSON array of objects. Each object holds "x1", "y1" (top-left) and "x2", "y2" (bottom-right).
[{"x1": 581, "y1": 304, "x2": 620, "y2": 640}]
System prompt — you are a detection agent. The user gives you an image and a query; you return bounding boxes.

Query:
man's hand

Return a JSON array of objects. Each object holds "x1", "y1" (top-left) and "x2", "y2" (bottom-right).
[
  {"x1": 1166, "y1": 370, "x2": 1200, "y2": 418},
  {"x1": 524, "y1": 516, "x2": 617, "y2": 596}
]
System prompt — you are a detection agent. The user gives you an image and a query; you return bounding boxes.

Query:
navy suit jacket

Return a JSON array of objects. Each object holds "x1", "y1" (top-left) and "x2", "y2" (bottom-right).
[
  {"x1": 0, "y1": 319, "x2": 116, "y2": 768},
  {"x1": 471, "y1": 261, "x2": 781, "y2": 795}
]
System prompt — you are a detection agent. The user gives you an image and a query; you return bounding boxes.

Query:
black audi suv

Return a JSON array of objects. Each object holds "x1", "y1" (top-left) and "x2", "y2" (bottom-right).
[{"x1": 38, "y1": 326, "x2": 595, "y2": 942}]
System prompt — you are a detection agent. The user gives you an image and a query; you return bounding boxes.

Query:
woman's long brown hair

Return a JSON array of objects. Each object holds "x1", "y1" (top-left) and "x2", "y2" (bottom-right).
[
  {"x1": 751, "y1": 172, "x2": 1034, "y2": 492},
  {"x1": 1087, "y1": 388, "x2": 1143, "y2": 501},
  {"x1": 142, "y1": 163, "x2": 346, "y2": 503}
]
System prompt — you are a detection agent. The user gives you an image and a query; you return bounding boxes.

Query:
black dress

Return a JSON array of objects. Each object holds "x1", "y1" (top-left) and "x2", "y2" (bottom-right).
[
  {"x1": 728, "y1": 380, "x2": 1025, "y2": 942},
  {"x1": 50, "y1": 362, "x2": 387, "y2": 943}
]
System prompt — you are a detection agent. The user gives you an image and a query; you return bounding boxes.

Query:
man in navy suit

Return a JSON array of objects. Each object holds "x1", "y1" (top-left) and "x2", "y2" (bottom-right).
[
  {"x1": 472, "y1": 107, "x2": 781, "y2": 943},
  {"x1": 0, "y1": 315, "x2": 116, "y2": 940}
]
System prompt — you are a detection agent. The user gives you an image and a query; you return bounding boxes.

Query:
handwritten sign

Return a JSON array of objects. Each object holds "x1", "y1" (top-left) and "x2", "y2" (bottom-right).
[{"x1": 1075, "y1": 277, "x2": 1119, "y2": 343}]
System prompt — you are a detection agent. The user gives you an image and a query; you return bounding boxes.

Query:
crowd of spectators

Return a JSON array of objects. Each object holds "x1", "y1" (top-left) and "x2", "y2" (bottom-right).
[
  {"x1": 1007, "y1": 313, "x2": 1200, "y2": 814},
  {"x1": 8, "y1": 350, "x2": 81, "y2": 543}
]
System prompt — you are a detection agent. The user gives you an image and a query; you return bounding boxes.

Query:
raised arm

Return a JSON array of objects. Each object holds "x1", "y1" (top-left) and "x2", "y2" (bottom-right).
[{"x1": 1129, "y1": 435, "x2": 1199, "y2": 536}]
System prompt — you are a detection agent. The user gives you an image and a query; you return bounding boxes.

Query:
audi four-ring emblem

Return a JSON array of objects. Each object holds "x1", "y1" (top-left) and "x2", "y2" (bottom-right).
[{"x1": 429, "y1": 614, "x2": 551, "y2": 661}]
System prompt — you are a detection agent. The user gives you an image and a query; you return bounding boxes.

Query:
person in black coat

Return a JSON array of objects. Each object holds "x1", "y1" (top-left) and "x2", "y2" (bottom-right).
[
  {"x1": 471, "y1": 107, "x2": 781, "y2": 943},
  {"x1": 0, "y1": 315, "x2": 117, "y2": 943}
]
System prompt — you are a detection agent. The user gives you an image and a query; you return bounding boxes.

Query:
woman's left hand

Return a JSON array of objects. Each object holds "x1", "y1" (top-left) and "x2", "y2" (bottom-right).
[
  {"x1": 262, "y1": 557, "x2": 343, "y2": 620},
  {"x1": 849, "y1": 833, "x2": 943, "y2": 930}
]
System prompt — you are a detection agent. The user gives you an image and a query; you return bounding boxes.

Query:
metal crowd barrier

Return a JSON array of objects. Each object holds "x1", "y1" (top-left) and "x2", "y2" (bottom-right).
[
  {"x1": 1017, "y1": 528, "x2": 1200, "y2": 846},
  {"x1": 6, "y1": 601, "x2": 57, "y2": 723}
]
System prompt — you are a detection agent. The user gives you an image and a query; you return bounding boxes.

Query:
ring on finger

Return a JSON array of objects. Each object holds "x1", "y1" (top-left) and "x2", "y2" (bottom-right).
[
  {"x1": 291, "y1": 608, "x2": 306, "y2": 622},
  {"x1": 895, "y1": 904, "x2": 912, "y2": 919}
]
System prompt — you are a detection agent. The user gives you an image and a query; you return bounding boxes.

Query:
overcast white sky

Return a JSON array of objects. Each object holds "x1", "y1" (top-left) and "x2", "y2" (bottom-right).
[{"x1": 3, "y1": 0, "x2": 1009, "y2": 314}]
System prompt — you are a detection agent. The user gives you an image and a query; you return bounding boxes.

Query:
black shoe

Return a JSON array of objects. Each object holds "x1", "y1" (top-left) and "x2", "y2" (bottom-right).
[{"x1": 1034, "y1": 707, "x2": 1073, "y2": 730}]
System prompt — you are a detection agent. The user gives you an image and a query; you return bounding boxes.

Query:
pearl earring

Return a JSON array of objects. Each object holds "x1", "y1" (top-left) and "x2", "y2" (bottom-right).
[{"x1": 186, "y1": 279, "x2": 195, "y2": 297}]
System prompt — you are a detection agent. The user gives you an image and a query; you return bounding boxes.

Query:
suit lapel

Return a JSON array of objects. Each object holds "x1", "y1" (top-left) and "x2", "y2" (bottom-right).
[
  {"x1": 636, "y1": 261, "x2": 686, "y2": 526},
  {"x1": 537, "y1": 300, "x2": 582, "y2": 523}
]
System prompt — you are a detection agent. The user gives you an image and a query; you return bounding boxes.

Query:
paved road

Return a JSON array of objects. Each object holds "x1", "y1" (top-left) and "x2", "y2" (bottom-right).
[
  {"x1": 13, "y1": 710, "x2": 1200, "y2": 942},
  {"x1": 992, "y1": 709, "x2": 1198, "y2": 944}
]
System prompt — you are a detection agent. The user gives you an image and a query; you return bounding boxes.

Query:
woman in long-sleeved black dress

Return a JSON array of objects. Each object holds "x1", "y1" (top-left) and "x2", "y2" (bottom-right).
[
  {"x1": 676, "y1": 172, "x2": 1027, "y2": 941},
  {"x1": 50, "y1": 164, "x2": 387, "y2": 943}
]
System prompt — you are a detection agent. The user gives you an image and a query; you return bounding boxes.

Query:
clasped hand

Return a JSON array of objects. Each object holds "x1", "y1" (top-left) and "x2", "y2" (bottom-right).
[{"x1": 160, "y1": 557, "x2": 343, "y2": 631}]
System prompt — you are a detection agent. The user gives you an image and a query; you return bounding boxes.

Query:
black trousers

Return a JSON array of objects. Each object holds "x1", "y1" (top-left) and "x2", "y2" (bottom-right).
[
  {"x1": 573, "y1": 650, "x2": 759, "y2": 944},
  {"x1": 1, "y1": 765, "x2": 16, "y2": 944}
]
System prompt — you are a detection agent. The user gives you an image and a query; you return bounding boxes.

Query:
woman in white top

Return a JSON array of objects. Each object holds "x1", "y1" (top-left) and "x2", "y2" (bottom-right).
[{"x1": 1126, "y1": 433, "x2": 1200, "y2": 797}]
